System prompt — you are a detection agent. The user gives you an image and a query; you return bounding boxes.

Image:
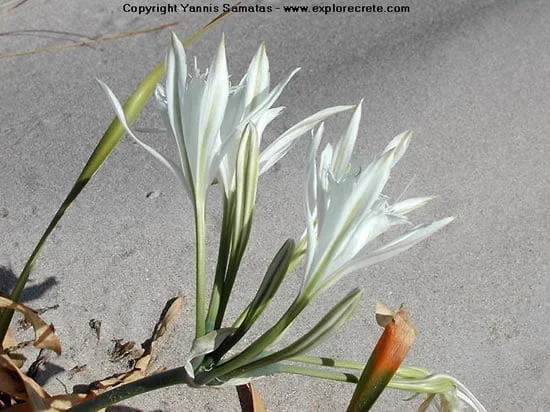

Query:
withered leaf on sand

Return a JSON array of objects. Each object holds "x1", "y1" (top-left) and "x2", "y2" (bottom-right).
[
  {"x1": 0, "y1": 297, "x2": 61, "y2": 355},
  {"x1": 89, "y1": 296, "x2": 183, "y2": 394}
]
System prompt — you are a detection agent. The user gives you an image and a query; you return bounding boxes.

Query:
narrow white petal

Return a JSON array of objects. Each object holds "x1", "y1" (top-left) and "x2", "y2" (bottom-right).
[
  {"x1": 254, "y1": 107, "x2": 285, "y2": 142},
  {"x1": 327, "y1": 212, "x2": 407, "y2": 275},
  {"x1": 383, "y1": 130, "x2": 411, "y2": 166},
  {"x1": 259, "y1": 105, "x2": 355, "y2": 174},
  {"x1": 353, "y1": 147, "x2": 395, "y2": 212},
  {"x1": 390, "y1": 196, "x2": 435, "y2": 215},
  {"x1": 220, "y1": 85, "x2": 246, "y2": 140},
  {"x1": 166, "y1": 35, "x2": 195, "y2": 192},
  {"x1": 332, "y1": 100, "x2": 363, "y2": 179},
  {"x1": 182, "y1": 74, "x2": 206, "y2": 173},
  {"x1": 97, "y1": 80, "x2": 190, "y2": 195},
  {"x1": 167, "y1": 33, "x2": 187, "y2": 142},
  {"x1": 338, "y1": 217, "x2": 454, "y2": 275},
  {"x1": 245, "y1": 68, "x2": 300, "y2": 126},
  {"x1": 199, "y1": 35, "x2": 229, "y2": 194},
  {"x1": 245, "y1": 43, "x2": 270, "y2": 110},
  {"x1": 319, "y1": 148, "x2": 394, "y2": 248},
  {"x1": 303, "y1": 125, "x2": 324, "y2": 287},
  {"x1": 318, "y1": 143, "x2": 333, "y2": 192}
]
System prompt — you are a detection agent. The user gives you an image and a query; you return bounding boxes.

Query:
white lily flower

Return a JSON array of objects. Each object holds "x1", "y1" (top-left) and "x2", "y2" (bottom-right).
[
  {"x1": 302, "y1": 101, "x2": 454, "y2": 296},
  {"x1": 99, "y1": 33, "x2": 354, "y2": 206}
]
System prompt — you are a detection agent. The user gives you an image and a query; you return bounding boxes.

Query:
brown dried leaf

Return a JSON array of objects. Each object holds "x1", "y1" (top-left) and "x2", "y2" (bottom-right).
[
  {"x1": 2, "y1": 327, "x2": 17, "y2": 349},
  {"x1": 1, "y1": 354, "x2": 91, "y2": 410},
  {"x1": 0, "y1": 355, "x2": 27, "y2": 400},
  {"x1": 152, "y1": 296, "x2": 183, "y2": 342},
  {"x1": 89, "y1": 297, "x2": 183, "y2": 394},
  {"x1": 0, "y1": 353, "x2": 48, "y2": 408},
  {"x1": 0, "y1": 297, "x2": 61, "y2": 355},
  {"x1": 145, "y1": 296, "x2": 183, "y2": 372},
  {"x1": 1, "y1": 327, "x2": 27, "y2": 368},
  {"x1": 236, "y1": 383, "x2": 266, "y2": 412}
]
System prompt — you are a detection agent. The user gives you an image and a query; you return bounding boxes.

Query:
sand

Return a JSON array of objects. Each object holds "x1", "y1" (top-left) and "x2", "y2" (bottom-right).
[{"x1": 0, "y1": 0, "x2": 548, "y2": 410}]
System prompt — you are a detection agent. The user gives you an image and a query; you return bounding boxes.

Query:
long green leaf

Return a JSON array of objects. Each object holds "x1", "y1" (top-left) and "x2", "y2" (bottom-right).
[
  {"x1": 223, "y1": 288, "x2": 363, "y2": 381},
  {"x1": 206, "y1": 238, "x2": 295, "y2": 366},
  {"x1": 0, "y1": 9, "x2": 235, "y2": 341}
]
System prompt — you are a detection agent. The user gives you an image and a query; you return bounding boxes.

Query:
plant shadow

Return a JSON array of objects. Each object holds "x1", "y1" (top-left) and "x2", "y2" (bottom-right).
[{"x1": 0, "y1": 263, "x2": 58, "y2": 302}]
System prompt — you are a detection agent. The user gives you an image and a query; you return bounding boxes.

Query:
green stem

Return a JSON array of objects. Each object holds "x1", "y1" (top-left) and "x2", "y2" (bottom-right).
[
  {"x1": 195, "y1": 294, "x2": 309, "y2": 385},
  {"x1": 194, "y1": 199, "x2": 207, "y2": 339},
  {"x1": 215, "y1": 213, "x2": 254, "y2": 330},
  {"x1": 69, "y1": 366, "x2": 193, "y2": 411},
  {"x1": 205, "y1": 195, "x2": 232, "y2": 333},
  {"x1": 214, "y1": 248, "x2": 244, "y2": 329}
]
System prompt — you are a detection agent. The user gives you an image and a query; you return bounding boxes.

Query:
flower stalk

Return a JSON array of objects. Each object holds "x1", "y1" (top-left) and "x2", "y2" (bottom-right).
[{"x1": 194, "y1": 198, "x2": 208, "y2": 338}]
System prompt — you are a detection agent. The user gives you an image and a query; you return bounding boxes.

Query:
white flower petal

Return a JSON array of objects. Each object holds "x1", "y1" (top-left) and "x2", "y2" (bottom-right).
[
  {"x1": 259, "y1": 105, "x2": 354, "y2": 174},
  {"x1": 166, "y1": 33, "x2": 187, "y2": 147},
  {"x1": 244, "y1": 43, "x2": 270, "y2": 111},
  {"x1": 254, "y1": 107, "x2": 285, "y2": 141},
  {"x1": 198, "y1": 35, "x2": 229, "y2": 194},
  {"x1": 338, "y1": 217, "x2": 454, "y2": 275},
  {"x1": 303, "y1": 125, "x2": 324, "y2": 286},
  {"x1": 327, "y1": 212, "x2": 407, "y2": 275},
  {"x1": 383, "y1": 130, "x2": 411, "y2": 166},
  {"x1": 390, "y1": 196, "x2": 435, "y2": 215},
  {"x1": 332, "y1": 100, "x2": 362, "y2": 179},
  {"x1": 314, "y1": 148, "x2": 395, "y2": 271},
  {"x1": 248, "y1": 68, "x2": 299, "y2": 121},
  {"x1": 97, "y1": 79, "x2": 190, "y2": 195}
]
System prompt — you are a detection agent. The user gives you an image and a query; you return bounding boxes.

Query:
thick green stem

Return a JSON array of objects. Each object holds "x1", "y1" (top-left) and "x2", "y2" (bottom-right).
[
  {"x1": 195, "y1": 294, "x2": 309, "y2": 385},
  {"x1": 194, "y1": 200, "x2": 207, "y2": 339},
  {"x1": 70, "y1": 366, "x2": 193, "y2": 411}
]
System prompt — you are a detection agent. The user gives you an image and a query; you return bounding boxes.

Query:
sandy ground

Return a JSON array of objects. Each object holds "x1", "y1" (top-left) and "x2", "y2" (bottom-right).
[{"x1": 1, "y1": 0, "x2": 548, "y2": 410}]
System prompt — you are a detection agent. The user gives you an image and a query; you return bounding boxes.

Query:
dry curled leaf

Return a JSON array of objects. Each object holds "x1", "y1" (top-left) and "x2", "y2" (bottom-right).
[
  {"x1": 375, "y1": 302, "x2": 395, "y2": 327},
  {"x1": 0, "y1": 297, "x2": 61, "y2": 355},
  {"x1": 0, "y1": 354, "x2": 90, "y2": 410},
  {"x1": 89, "y1": 297, "x2": 183, "y2": 395}
]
